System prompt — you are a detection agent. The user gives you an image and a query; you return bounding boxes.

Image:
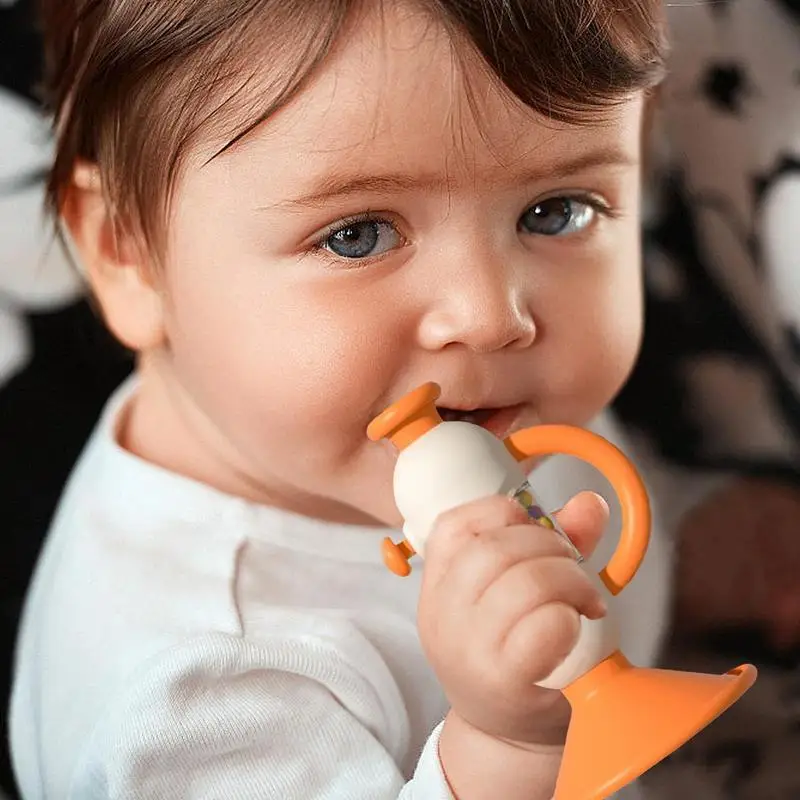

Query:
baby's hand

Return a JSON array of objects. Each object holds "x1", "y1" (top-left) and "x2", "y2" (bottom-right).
[{"x1": 417, "y1": 491, "x2": 609, "y2": 747}]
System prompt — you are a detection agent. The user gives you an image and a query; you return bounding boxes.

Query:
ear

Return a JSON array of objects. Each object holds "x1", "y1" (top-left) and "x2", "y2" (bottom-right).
[{"x1": 61, "y1": 161, "x2": 166, "y2": 351}]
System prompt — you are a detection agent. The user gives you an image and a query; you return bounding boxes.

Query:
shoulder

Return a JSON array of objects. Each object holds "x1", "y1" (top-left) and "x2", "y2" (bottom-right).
[
  {"x1": 12, "y1": 389, "x2": 254, "y2": 768},
  {"x1": 22, "y1": 381, "x2": 255, "y2": 653}
]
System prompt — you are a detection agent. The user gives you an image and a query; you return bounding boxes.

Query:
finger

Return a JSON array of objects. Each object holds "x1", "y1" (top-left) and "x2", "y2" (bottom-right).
[
  {"x1": 433, "y1": 520, "x2": 579, "y2": 603},
  {"x1": 424, "y1": 495, "x2": 529, "y2": 576},
  {"x1": 551, "y1": 491, "x2": 609, "y2": 559},
  {"x1": 478, "y1": 556, "x2": 606, "y2": 648},
  {"x1": 500, "y1": 601, "x2": 582, "y2": 687}
]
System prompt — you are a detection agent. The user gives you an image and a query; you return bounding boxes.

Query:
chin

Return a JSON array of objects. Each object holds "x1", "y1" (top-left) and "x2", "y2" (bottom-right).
[
  {"x1": 367, "y1": 503, "x2": 403, "y2": 530},
  {"x1": 340, "y1": 489, "x2": 401, "y2": 529}
]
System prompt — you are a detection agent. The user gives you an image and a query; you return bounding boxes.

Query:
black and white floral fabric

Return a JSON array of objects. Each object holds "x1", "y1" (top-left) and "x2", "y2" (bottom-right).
[
  {"x1": 615, "y1": 1, "x2": 800, "y2": 796},
  {"x1": 617, "y1": 0, "x2": 800, "y2": 479}
]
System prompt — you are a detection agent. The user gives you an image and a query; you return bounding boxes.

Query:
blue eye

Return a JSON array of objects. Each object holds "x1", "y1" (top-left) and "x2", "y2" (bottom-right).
[
  {"x1": 519, "y1": 197, "x2": 597, "y2": 236},
  {"x1": 322, "y1": 219, "x2": 402, "y2": 259}
]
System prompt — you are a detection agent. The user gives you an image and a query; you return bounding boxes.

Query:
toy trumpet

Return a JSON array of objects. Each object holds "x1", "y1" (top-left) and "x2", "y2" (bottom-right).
[{"x1": 367, "y1": 382, "x2": 757, "y2": 800}]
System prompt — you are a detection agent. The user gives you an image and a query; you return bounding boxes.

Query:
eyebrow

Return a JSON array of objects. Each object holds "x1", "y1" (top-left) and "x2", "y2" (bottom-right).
[{"x1": 269, "y1": 148, "x2": 637, "y2": 211}]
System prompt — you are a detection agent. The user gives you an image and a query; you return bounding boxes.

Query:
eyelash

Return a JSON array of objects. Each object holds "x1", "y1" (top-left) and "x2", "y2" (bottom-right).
[
  {"x1": 309, "y1": 193, "x2": 618, "y2": 265},
  {"x1": 570, "y1": 193, "x2": 616, "y2": 217},
  {"x1": 310, "y1": 211, "x2": 402, "y2": 266},
  {"x1": 547, "y1": 193, "x2": 619, "y2": 224}
]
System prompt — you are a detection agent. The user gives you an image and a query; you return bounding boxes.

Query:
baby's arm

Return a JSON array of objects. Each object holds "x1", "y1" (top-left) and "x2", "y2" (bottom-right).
[
  {"x1": 67, "y1": 492, "x2": 607, "y2": 800},
  {"x1": 70, "y1": 633, "x2": 453, "y2": 799}
]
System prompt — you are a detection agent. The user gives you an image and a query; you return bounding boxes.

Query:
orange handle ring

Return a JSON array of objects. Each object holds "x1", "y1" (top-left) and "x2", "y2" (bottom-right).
[{"x1": 504, "y1": 426, "x2": 651, "y2": 596}]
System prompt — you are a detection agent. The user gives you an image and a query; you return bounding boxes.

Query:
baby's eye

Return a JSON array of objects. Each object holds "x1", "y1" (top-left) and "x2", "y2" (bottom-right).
[
  {"x1": 321, "y1": 219, "x2": 402, "y2": 260},
  {"x1": 518, "y1": 197, "x2": 599, "y2": 237}
]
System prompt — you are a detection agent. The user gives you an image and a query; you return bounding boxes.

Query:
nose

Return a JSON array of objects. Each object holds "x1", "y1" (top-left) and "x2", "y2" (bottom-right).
[{"x1": 416, "y1": 256, "x2": 537, "y2": 353}]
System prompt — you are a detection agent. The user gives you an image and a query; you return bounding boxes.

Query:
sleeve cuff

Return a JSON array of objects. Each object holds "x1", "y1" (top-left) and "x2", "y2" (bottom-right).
[{"x1": 408, "y1": 720, "x2": 455, "y2": 799}]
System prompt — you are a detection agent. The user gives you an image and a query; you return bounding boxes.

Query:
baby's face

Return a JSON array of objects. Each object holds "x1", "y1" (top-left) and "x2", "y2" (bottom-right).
[{"x1": 135, "y1": 5, "x2": 645, "y2": 528}]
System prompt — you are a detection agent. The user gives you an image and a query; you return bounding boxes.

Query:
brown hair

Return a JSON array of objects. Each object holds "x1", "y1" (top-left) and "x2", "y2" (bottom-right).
[{"x1": 39, "y1": 0, "x2": 667, "y2": 257}]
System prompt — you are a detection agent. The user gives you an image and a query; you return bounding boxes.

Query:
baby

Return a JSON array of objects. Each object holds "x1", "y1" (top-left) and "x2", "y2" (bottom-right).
[{"x1": 10, "y1": 1, "x2": 668, "y2": 798}]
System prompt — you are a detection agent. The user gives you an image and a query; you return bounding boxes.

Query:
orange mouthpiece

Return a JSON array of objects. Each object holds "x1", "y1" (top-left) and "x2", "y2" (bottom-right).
[{"x1": 367, "y1": 382, "x2": 443, "y2": 451}]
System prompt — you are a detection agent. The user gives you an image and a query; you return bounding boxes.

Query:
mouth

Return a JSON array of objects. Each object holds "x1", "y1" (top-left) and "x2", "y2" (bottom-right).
[{"x1": 436, "y1": 404, "x2": 525, "y2": 439}]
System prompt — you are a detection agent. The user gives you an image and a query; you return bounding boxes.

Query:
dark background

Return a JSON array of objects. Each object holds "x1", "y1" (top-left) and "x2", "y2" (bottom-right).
[{"x1": 1, "y1": 3, "x2": 133, "y2": 794}]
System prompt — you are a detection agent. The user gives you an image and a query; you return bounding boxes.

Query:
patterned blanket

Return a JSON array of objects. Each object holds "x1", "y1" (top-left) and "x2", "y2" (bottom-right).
[
  {"x1": 645, "y1": 633, "x2": 800, "y2": 798},
  {"x1": 616, "y1": 2, "x2": 800, "y2": 795}
]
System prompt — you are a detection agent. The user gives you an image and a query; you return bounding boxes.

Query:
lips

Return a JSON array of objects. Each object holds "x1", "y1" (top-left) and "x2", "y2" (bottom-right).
[
  {"x1": 436, "y1": 403, "x2": 525, "y2": 439},
  {"x1": 438, "y1": 407, "x2": 494, "y2": 425}
]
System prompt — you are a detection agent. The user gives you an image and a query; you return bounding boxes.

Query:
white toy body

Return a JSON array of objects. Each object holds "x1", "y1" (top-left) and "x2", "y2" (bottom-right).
[
  {"x1": 392, "y1": 419, "x2": 619, "y2": 690},
  {"x1": 395, "y1": 421, "x2": 522, "y2": 555}
]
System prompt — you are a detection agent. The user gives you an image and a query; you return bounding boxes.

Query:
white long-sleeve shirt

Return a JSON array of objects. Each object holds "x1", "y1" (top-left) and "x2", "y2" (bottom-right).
[{"x1": 10, "y1": 380, "x2": 670, "y2": 799}]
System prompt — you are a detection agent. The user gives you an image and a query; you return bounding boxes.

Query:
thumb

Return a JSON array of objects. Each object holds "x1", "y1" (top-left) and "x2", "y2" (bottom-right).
[{"x1": 551, "y1": 491, "x2": 609, "y2": 559}]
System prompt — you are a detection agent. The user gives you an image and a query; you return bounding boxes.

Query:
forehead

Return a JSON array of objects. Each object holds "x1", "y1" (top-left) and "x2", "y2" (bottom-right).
[{"x1": 194, "y1": 3, "x2": 644, "y2": 192}]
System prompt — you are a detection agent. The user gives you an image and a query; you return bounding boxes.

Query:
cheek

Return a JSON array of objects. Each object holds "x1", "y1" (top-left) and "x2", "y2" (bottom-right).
[
  {"x1": 593, "y1": 291, "x2": 643, "y2": 392},
  {"x1": 539, "y1": 248, "x2": 642, "y2": 423},
  {"x1": 163, "y1": 261, "x2": 406, "y2": 460},
  {"x1": 581, "y1": 270, "x2": 643, "y2": 411}
]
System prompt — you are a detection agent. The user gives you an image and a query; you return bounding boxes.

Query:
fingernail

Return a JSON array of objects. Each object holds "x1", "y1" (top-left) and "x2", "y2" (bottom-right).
[{"x1": 591, "y1": 598, "x2": 608, "y2": 618}]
